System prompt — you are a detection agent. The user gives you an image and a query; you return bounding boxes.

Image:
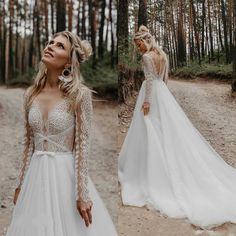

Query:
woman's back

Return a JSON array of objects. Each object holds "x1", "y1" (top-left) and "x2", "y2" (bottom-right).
[{"x1": 142, "y1": 50, "x2": 168, "y2": 83}]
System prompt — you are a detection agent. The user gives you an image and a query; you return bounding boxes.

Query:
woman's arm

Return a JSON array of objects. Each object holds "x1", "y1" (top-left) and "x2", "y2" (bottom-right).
[
  {"x1": 17, "y1": 90, "x2": 34, "y2": 189},
  {"x1": 163, "y1": 55, "x2": 169, "y2": 85},
  {"x1": 75, "y1": 87, "x2": 93, "y2": 226},
  {"x1": 142, "y1": 54, "x2": 155, "y2": 104}
]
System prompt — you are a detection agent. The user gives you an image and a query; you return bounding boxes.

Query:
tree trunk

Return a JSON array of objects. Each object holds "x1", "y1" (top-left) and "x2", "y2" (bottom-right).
[
  {"x1": 190, "y1": 0, "x2": 201, "y2": 64},
  {"x1": 44, "y1": 0, "x2": 49, "y2": 41},
  {"x1": 35, "y1": 1, "x2": 41, "y2": 60},
  {"x1": 56, "y1": 0, "x2": 66, "y2": 32},
  {"x1": 109, "y1": 0, "x2": 115, "y2": 67},
  {"x1": 67, "y1": 0, "x2": 73, "y2": 31},
  {"x1": 5, "y1": 27, "x2": 9, "y2": 84},
  {"x1": 207, "y1": 0, "x2": 214, "y2": 60},
  {"x1": 7, "y1": 0, "x2": 14, "y2": 81},
  {"x1": 15, "y1": 0, "x2": 19, "y2": 73},
  {"x1": 50, "y1": 0, "x2": 55, "y2": 34},
  {"x1": 0, "y1": 0, "x2": 5, "y2": 83},
  {"x1": 228, "y1": 0, "x2": 233, "y2": 62},
  {"x1": 118, "y1": 0, "x2": 129, "y2": 103},
  {"x1": 177, "y1": 0, "x2": 186, "y2": 67},
  {"x1": 76, "y1": 1, "x2": 81, "y2": 36},
  {"x1": 232, "y1": 0, "x2": 236, "y2": 91},
  {"x1": 88, "y1": 0, "x2": 98, "y2": 68},
  {"x1": 81, "y1": 0, "x2": 86, "y2": 39},
  {"x1": 221, "y1": 0, "x2": 230, "y2": 63},
  {"x1": 217, "y1": 0, "x2": 224, "y2": 51},
  {"x1": 98, "y1": 0, "x2": 106, "y2": 58},
  {"x1": 201, "y1": 0, "x2": 206, "y2": 58},
  {"x1": 117, "y1": 0, "x2": 128, "y2": 57},
  {"x1": 138, "y1": 0, "x2": 147, "y2": 28},
  {"x1": 189, "y1": 1, "x2": 194, "y2": 62}
]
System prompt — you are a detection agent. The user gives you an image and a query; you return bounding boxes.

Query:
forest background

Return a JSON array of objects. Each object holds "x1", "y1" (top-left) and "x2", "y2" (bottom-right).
[
  {"x1": 118, "y1": 0, "x2": 236, "y2": 102},
  {"x1": 0, "y1": 0, "x2": 117, "y2": 99}
]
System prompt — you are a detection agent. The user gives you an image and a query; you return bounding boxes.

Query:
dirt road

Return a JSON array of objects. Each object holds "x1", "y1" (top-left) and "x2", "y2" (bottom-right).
[
  {"x1": 1, "y1": 79, "x2": 236, "y2": 236},
  {"x1": 0, "y1": 86, "x2": 118, "y2": 235},
  {"x1": 118, "y1": 79, "x2": 236, "y2": 236}
]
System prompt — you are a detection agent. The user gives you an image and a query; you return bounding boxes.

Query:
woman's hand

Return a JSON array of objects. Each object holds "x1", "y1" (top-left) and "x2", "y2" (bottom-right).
[
  {"x1": 142, "y1": 101, "x2": 150, "y2": 115},
  {"x1": 13, "y1": 186, "x2": 21, "y2": 205},
  {"x1": 77, "y1": 200, "x2": 93, "y2": 227}
]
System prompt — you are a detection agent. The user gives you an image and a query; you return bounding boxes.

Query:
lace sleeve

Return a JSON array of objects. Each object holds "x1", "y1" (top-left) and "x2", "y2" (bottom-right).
[
  {"x1": 74, "y1": 88, "x2": 93, "y2": 202},
  {"x1": 17, "y1": 90, "x2": 34, "y2": 188},
  {"x1": 142, "y1": 54, "x2": 155, "y2": 103},
  {"x1": 163, "y1": 55, "x2": 169, "y2": 84}
]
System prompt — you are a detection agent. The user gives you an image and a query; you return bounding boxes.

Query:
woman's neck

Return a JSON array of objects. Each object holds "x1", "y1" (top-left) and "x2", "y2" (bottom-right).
[{"x1": 45, "y1": 69, "x2": 62, "y2": 90}]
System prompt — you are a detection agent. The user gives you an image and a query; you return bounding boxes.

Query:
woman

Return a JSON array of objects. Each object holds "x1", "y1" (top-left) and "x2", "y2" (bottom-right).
[
  {"x1": 118, "y1": 25, "x2": 236, "y2": 229},
  {"x1": 6, "y1": 31, "x2": 117, "y2": 236}
]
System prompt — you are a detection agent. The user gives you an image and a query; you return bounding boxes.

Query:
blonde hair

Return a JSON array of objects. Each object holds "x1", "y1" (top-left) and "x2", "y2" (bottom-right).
[
  {"x1": 133, "y1": 25, "x2": 169, "y2": 83},
  {"x1": 24, "y1": 31, "x2": 93, "y2": 113}
]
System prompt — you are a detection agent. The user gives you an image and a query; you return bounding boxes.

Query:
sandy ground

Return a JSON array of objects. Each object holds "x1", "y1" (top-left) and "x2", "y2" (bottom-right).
[
  {"x1": 1, "y1": 79, "x2": 236, "y2": 236},
  {"x1": 0, "y1": 86, "x2": 118, "y2": 235},
  {"x1": 118, "y1": 78, "x2": 236, "y2": 236}
]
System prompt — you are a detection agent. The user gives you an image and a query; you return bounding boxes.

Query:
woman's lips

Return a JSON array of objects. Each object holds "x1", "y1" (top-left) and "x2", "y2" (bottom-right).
[{"x1": 44, "y1": 51, "x2": 54, "y2": 57}]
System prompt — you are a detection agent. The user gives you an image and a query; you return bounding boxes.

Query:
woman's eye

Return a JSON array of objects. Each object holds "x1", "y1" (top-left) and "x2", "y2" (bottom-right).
[{"x1": 58, "y1": 44, "x2": 64, "y2": 49}]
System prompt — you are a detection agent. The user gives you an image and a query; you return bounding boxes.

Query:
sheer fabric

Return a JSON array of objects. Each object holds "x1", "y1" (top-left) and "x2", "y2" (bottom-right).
[
  {"x1": 6, "y1": 86, "x2": 117, "y2": 236},
  {"x1": 118, "y1": 51, "x2": 236, "y2": 229},
  {"x1": 17, "y1": 91, "x2": 34, "y2": 188},
  {"x1": 17, "y1": 87, "x2": 92, "y2": 203},
  {"x1": 142, "y1": 52, "x2": 168, "y2": 103}
]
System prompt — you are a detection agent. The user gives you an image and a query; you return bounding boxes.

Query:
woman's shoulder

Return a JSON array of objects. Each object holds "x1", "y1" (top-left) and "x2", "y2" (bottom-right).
[
  {"x1": 23, "y1": 86, "x2": 33, "y2": 102},
  {"x1": 141, "y1": 51, "x2": 155, "y2": 67},
  {"x1": 143, "y1": 50, "x2": 167, "y2": 63},
  {"x1": 75, "y1": 84, "x2": 93, "y2": 103},
  {"x1": 142, "y1": 51, "x2": 152, "y2": 59},
  {"x1": 142, "y1": 50, "x2": 157, "y2": 61}
]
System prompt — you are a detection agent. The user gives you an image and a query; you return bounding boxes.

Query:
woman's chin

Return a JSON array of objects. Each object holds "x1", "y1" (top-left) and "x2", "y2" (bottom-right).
[
  {"x1": 41, "y1": 57, "x2": 48, "y2": 64},
  {"x1": 41, "y1": 57, "x2": 53, "y2": 67}
]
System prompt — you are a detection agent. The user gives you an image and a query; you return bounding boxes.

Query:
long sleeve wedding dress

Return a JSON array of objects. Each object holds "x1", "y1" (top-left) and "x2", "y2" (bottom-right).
[
  {"x1": 118, "y1": 50, "x2": 236, "y2": 229},
  {"x1": 6, "y1": 86, "x2": 117, "y2": 236}
]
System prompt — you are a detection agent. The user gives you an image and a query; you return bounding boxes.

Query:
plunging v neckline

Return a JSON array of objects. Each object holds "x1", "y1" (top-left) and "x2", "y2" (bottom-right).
[{"x1": 32, "y1": 98, "x2": 66, "y2": 126}]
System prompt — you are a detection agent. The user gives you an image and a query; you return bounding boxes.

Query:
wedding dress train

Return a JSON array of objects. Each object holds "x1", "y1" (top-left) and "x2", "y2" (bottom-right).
[
  {"x1": 6, "y1": 87, "x2": 117, "y2": 236},
  {"x1": 118, "y1": 51, "x2": 236, "y2": 229}
]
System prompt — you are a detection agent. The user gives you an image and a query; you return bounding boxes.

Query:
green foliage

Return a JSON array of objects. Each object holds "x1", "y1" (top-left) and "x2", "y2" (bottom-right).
[
  {"x1": 6, "y1": 68, "x2": 36, "y2": 87},
  {"x1": 6, "y1": 54, "x2": 117, "y2": 100},
  {"x1": 81, "y1": 55, "x2": 117, "y2": 100},
  {"x1": 118, "y1": 38, "x2": 141, "y2": 69},
  {"x1": 173, "y1": 62, "x2": 233, "y2": 81}
]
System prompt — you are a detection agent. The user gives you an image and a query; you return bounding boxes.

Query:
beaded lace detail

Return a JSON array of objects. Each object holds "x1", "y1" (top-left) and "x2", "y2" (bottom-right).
[
  {"x1": 74, "y1": 88, "x2": 93, "y2": 202},
  {"x1": 17, "y1": 87, "x2": 93, "y2": 203},
  {"x1": 17, "y1": 90, "x2": 34, "y2": 188},
  {"x1": 142, "y1": 52, "x2": 169, "y2": 103},
  {"x1": 29, "y1": 99, "x2": 75, "y2": 152}
]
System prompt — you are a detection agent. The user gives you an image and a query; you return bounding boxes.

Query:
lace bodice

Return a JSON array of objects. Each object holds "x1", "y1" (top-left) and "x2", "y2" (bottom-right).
[
  {"x1": 29, "y1": 99, "x2": 75, "y2": 152},
  {"x1": 17, "y1": 87, "x2": 93, "y2": 203},
  {"x1": 142, "y1": 51, "x2": 169, "y2": 102}
]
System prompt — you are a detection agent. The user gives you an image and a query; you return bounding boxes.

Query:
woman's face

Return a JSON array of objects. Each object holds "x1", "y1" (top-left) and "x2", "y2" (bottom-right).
[
  {"x1": 134, "y1": 39, "x2": 147, "y2": 54},
  {"x1": 42, "y1": 35, "x2": 72, "y2": 70}
]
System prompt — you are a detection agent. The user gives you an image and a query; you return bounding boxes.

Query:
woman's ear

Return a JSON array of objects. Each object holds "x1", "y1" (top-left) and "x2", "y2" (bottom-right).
[{"x1": 64, "y1": 63, "x2": 71, "y2": 69}]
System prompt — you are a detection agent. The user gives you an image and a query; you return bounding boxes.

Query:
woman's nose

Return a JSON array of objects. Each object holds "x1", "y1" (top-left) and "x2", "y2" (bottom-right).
[{"x1": 46, "y1": 44, "x2": 54, "y2": 52}]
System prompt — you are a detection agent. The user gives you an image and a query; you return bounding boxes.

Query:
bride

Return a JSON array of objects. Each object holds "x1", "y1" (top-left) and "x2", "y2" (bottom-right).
[
  {"x1": 118, "y1": 25, "x2": 236, "y2": 229},
  {"x1": 6, "y1": 31, "x2": 117, "y2": 236}
]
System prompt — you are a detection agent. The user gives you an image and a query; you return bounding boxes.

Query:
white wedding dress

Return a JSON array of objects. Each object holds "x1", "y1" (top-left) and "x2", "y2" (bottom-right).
[
  {"x1": 118, "y1": 51, "x2": 236, "y2": 229},
  {"x1": 5, "y1": 86, "x2": 117, "y2": 236}
]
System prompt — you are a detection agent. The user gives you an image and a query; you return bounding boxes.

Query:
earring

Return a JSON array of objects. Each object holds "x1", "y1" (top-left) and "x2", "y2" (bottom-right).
[
  {"x1": 58, "y1": 65, "x2": 72, "y2": 83},
  {"x1": 62, "y1": 65, "x2": 71, "y2": 78}
]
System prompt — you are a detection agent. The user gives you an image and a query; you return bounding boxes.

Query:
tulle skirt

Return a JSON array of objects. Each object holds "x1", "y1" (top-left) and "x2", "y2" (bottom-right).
[
  {"x1": 6, "y1": 150, "x2": 117, "y2": 236},
  {"x1": 118, "y1": 79, "x2": 236, "y2": 229}
]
